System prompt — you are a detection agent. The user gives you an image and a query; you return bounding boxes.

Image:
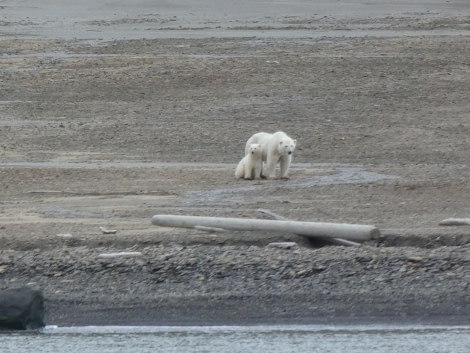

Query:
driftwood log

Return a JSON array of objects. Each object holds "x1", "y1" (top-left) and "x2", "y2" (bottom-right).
[
  {"x1": 152, "y1": 214, "x2": 380, "y2": 242},
  {"x1": 258, "y1": 209, "x2": 361, "y2": 246},
  {"x1": 439, "y1": 218, "x2": 470, "y2": 226}
]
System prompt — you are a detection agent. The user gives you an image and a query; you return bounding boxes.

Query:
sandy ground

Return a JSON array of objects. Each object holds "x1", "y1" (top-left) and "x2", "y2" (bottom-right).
[{"x1": 1, "y1": 1, "x2": 470, "y2": 325}]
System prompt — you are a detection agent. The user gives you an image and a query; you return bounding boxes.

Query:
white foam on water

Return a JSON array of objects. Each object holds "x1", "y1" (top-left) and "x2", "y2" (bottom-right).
[
  {"x1": 41, "y1": 323, "x2": 470, "y2": 335},
  {"x1": 3, "y1": 324, "x2": 468, "y2": 353}
]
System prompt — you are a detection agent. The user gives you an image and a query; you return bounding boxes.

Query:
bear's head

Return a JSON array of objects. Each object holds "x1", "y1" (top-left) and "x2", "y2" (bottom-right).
[
  {"x1": 248, "y1": 143, "x2": 261, "y2": 156},
  {"x1": 278, "y1": 138, "x2": 296, "y2": 156}
]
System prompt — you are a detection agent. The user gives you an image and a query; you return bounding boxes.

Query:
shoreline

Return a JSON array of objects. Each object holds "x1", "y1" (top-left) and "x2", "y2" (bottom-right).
[
  {"x1": 12, "y1": 239, "x2": 467, "y2": 328},
  {"x1": 46, "y1": 302, "x2": 470, "y2": 328}
]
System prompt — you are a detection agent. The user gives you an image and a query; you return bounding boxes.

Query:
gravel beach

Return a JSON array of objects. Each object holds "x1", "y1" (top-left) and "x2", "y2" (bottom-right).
[{"x1": 1, "y1": 1, "x2": 470, "y2": 326}]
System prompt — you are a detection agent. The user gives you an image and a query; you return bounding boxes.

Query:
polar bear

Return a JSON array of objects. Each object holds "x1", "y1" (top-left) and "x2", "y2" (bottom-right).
[
  {"x1": 235, "y1": 143, "x2": 263, "y2": 180},
  {"x1": 245, "y1": 131, "x2": 296, "y2": 179}
]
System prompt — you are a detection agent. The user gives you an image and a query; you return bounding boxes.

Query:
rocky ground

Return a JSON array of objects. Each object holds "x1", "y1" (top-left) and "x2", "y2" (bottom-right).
[{"x1": 1, "y1": 19, "x2": 470, "y2": 325}]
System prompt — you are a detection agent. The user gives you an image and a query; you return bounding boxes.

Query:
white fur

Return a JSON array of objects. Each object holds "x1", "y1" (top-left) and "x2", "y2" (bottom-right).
[
  {"x1": 245, "y1": 131, "x2": 296, "y2": 179},
  {"x1": 235, "y1": 143, "x2": 263, "y2": 180}
]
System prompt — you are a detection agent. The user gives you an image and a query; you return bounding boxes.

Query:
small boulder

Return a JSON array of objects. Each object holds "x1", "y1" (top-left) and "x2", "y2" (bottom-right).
[{"x1": 0, "y1": 286, "x2": 45, "y2": 330}]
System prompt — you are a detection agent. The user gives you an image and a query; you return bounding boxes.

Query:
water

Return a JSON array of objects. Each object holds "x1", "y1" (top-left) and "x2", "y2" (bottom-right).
[
  {"x1": 184, "y1": 166, "x2": 397, "y2": 204},
  {"x1": 2, "y1": 325, "x2": 470, "y2": 353}
]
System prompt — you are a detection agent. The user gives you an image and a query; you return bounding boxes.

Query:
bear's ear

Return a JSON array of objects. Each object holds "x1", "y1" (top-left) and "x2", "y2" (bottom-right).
[{"x1": 293, "y1": 139, "x2": 297, "y2": 146}]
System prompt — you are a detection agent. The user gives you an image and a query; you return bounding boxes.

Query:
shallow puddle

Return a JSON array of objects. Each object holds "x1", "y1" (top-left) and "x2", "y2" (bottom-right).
[{"x1": 185, "y1": 166, "x2": 398, "y2": 205}]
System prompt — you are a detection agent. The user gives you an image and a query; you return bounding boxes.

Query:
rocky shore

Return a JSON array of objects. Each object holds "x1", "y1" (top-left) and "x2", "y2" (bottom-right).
[{"x1": 1, "y1": 227, "x2": 469, "y2": 326}]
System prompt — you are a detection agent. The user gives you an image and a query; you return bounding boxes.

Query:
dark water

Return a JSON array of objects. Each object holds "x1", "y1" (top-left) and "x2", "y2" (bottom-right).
[{"x1": 2, "y1": 325, "x2": 470, "y2": 353}]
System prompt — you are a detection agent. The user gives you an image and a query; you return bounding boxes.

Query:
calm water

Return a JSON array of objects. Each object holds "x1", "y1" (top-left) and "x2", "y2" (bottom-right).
[{"x1": 2, "y1": 325, "x2": 470, "y2": 353}]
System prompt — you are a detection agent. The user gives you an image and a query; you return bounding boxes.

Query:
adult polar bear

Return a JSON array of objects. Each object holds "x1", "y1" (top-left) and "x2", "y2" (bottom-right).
[{"x1": 245, "y1": 131, "x2": 296, "y2": 179}]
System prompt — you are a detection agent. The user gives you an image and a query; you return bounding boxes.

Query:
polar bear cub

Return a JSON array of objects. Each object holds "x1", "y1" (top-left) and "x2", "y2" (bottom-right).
[
  {"x1": 235, "y1": 143, "x2": 263, "y2": 180},
  {"x1": 245, "y1": 131, "x2": 296, "y2": 179}
]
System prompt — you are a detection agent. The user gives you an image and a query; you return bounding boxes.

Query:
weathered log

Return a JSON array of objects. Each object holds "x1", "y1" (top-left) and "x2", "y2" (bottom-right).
[
  {"x1": 152, "y1": 214, "x2": 380, "y2": 241},
  {"x1": 439, "y1": 218, "x2": 470, "y2": 226},
  {"x1": 258, "y1": 209, "x2": 361, "y2": 246},
  {"x1": 0, "y1": 286, "x2": 45, "y2": 330}
]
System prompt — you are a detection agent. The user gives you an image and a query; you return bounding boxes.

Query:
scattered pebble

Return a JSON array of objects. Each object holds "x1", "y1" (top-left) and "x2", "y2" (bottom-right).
[
  {"x1": 98, "y1": 252, "x2": 143, "y2": 258},
  {"x1": 99, "y1": 227, "x2": 117, "y2": 234},
  {"x1": 267, "y1": 242, "x2": 297, "y2": 249},
  {"x1": 56, "y1": 234, "x2": 72, "y2": 238}
]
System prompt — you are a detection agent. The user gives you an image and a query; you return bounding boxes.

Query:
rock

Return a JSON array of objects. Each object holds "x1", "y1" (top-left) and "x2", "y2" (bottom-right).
[
  {"x1": 0, "y1": 286, "x2": 45, "y2": 330},
  {"x1": 56, "y1": 233, "x2": 73, "y2": 238},
  {"x1": 98, "y1": 252, "x2": 143, "y2": 258},
  {"x1": 407, "y1": 256, "x2": 424, "y2": 262},
  {"x1": 267, "y1": 242, "x2": 298, "y2": 249},
  {"x1": 99, "y1": 227, "x2": 117, "y2": 234}
]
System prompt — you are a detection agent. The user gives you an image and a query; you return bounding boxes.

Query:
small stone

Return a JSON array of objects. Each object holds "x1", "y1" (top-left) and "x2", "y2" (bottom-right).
[
  {"x1": 99, "y1": 227, "x2": 117, "y2": 234},
  {"x1": 267, "y1": 242, "x2": 297, "y2": 249},
  {"x1": 407, "y1": 256, "x2": 424, "y2": 262},
  {"x1": 56, "y1": 234, "x2": 72, "y2": 238},
  {"x1": 98, "y1": 252, "x2": 143, "y2": 258}
]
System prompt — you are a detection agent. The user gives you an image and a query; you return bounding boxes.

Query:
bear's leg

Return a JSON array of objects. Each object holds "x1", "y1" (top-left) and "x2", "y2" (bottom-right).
[
  {"x1": 253, "y1": 163, "x2": 262, "y2": 179},
  {"x1": 244, "y1": 166, "x2": 254, "y2": 179},
  {"x1": 263, "y1": 155, "x2": 277, "y2": 178},
  {"x1": 280, "y1": 155, "x2": 291, "y2": 179}
]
